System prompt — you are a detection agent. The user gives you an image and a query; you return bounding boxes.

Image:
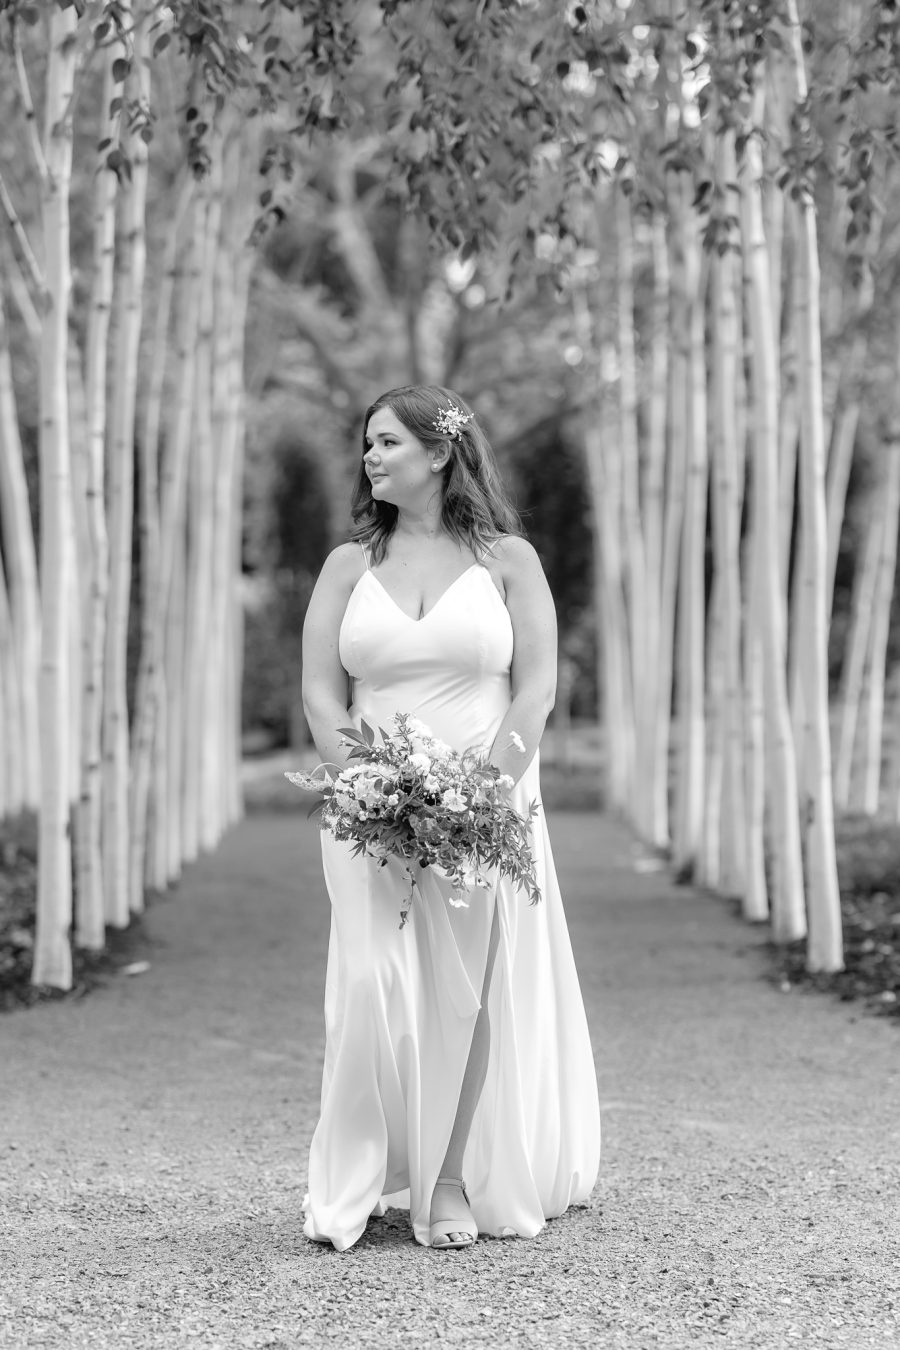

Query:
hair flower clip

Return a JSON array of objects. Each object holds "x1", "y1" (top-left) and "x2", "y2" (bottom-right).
[{"x1": 433, "y1": 404, "x2": 472, "y2": 439}]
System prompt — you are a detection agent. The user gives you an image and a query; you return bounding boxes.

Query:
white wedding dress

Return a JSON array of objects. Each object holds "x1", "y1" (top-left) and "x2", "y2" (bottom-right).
[{"x1": 303, "y1": 551, "x2": 601, "y2": 1250}]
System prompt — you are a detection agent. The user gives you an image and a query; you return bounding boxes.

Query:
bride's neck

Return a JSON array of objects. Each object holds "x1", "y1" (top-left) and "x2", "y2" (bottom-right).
[{"x1": 393, "y1": 511, "x2": 445, "y2": 544}]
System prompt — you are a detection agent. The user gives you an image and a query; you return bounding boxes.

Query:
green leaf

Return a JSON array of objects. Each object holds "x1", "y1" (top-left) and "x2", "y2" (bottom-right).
[{"x1": 112, "y1": 57, "x2": 130, "y2": 82}]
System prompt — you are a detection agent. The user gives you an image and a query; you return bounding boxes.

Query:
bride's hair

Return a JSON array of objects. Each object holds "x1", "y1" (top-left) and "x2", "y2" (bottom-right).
[{"x1": 350, "y1": 385, "x2": 522, "y2": 565}]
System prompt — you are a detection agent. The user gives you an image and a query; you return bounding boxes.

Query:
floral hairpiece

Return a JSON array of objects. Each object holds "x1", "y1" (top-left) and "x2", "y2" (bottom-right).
[{"x1": 433, "y1": 404, "x2": 472, "y2": 439}]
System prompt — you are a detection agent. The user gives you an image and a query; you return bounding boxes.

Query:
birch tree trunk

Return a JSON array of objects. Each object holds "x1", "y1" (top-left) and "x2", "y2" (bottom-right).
[
  {"x1": 655, "y1": 192, "x2": 688, "y2": 854},
  {"x1": 147, "y1": 187, "x2": 205, "y2": 888},
  {"x1": 0, "y1": 546, "x2": 21, "y2": 817},
  {"x1": 207, "y1": 136, "x2": 254, "y2": 838},
  {"x1": 33, "y1": 5, "x2": 77, "y2": 989},
  {"x1": 785, "y1": 0, "x2": 843, "y2": 973},
  {"x1": 673, "y1": 197, "x2": 707, "y2": 877},
  {"x1": 824, "y1": 197, "x2": 881, "y2": 621},
  {"x1": 572, "y1": 276, "x2": 635, "y2": 815},
  {"x1": 67, "y1": 345, "x2": 89, "y2": 813},
  {"x1": 709, "y1": 132, "x2": 746, "y2": 898},
  {"x1": 0, "y1": 287, "x2": 40, "y2": 811},
  {"x1": 129, "y1": 175, "x2": 191, "y2": 910},
  {"x1": 102, "y1": 7, "x2": 150, "y2": 924},
  {"x1": 833, "y1": 499, "x2": 880, "y2": 810},
  {"x1": 75, "y1": 53, "x2": 122, "y2": 949},
  {"x1": 641, "y1": 211, "x2": 668, "y2": 847},
  {"x1": 614, "y1": 190, "x2": 648, "y2": 829},
  {"x1": 740, "y1": 87, "x2": 807, "y2": 945},
  {"x1": 860, "y1": 443, "x2": 900, "y2": 815},
  {"x1": 181, "y1": 135, "x2": 223, "y2": 863}
]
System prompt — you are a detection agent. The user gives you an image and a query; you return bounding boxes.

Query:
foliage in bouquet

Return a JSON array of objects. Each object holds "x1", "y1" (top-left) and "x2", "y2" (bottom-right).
[{"x1": 286, "y1": 712, "x2": 540, "y2": 927}]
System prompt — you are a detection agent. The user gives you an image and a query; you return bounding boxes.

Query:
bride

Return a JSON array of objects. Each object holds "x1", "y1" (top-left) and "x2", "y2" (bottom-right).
[{"x1": 301, "y1": 384, "x2": 600, "y2": 1251}]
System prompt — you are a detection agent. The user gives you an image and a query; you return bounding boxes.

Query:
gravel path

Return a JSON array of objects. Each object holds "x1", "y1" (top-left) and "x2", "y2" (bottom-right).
[{"x1": 2, "y1": 809, "x2": 898, "y2": 1350}]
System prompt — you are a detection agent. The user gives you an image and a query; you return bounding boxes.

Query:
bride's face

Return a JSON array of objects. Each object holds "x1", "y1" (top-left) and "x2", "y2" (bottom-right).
[{"x1": 363, "y1": 407, "x2": 443, "y2": 507}]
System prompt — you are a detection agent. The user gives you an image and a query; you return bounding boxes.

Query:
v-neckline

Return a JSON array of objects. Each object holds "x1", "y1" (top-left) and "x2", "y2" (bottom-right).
[{"x1": 365, "y1": 564, "x2": 480, "y2": 624}]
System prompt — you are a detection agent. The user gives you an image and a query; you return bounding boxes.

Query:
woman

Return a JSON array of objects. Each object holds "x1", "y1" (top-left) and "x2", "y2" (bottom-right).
[{"x1": 301, "y1": 384, "x2": 600, "y2": 1251}]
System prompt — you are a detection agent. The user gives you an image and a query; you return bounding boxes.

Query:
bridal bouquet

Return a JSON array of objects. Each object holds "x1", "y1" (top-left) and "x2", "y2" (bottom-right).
[{"x1": 285, "y1": 712, "x2": 541, "y2": 927}]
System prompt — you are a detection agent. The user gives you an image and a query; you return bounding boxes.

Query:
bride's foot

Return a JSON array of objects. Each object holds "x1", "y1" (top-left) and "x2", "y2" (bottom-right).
[{"x1": 429, "y1": 1177, "x2": 478, "y2": 1250}]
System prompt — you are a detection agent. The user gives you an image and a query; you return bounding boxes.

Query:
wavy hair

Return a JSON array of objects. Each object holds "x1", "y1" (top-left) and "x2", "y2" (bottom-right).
[{"x1": 350, "y1": 385, "x2": 522, "y2": 565}]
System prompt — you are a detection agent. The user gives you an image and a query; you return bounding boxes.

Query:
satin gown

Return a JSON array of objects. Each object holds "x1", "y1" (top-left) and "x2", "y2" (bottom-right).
[{"x1": 303, "y1": 556, "x2": 601, "y2": 1250}]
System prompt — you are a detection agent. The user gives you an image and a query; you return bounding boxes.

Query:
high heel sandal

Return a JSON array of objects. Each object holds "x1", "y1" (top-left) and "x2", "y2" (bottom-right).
[{"x1": 429, "y1": 1176, "x2": 478, "y2": 1250}]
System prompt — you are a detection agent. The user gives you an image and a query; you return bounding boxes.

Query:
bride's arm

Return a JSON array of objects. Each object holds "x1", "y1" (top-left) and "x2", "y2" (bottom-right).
[
  {"x1": 486, "y1": 536, "x2": 558, "y2": 785},
  {"x1": 301, "y1": 544, "x2": 365, "y2": 769}
]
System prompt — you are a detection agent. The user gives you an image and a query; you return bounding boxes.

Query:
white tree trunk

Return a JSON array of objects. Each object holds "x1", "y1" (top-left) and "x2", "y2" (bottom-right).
[
  {"x1": 709, "y1": 133, "x2": 746, "y2": 898},
  {"x1": 614, "y1": 190, "x2": 648, "y2": 829},
  {"x1": 0, "y1": 546, "x2": 22, "y2": 817},
  {"x1": 824, "y1": 192, "x2": 879, "y2": 621},
  {"x1": 673, "y1": 200, "x2": 707, "y2": 877},
  {"x1": 860, "y1": 445, "x2": 900, "y2": 815},
  {"x1": 740, "y1": 90, "x2": 807, "y2": 944},
  {"x1": 147, "y1": 188, "x2": 205, "y2": 887},
  {"x1": 33, "y1": 6, "x2": 78, "y2": 989},
  {"x1": 0, "y1": 287, "x2": 40, "y2": 810},
  {"x1": 641, "y1": 211, "x2": 668, "y2": 847},
  {"x1": 786, "y1": 0, "x2": 844, "y2": 973},
  {"x1": 654, "y1": 186, "x2": 688, "y2": 853},
  {"x1": 74, "y1": 51, "x2": 121, "y2": 950},
  {"x1": 102, "y1": 2, "x2": 149, "y2": 925},
  {"x1": 129, "y1": 175, "x2": 191, "y2": 909},
  {"x1": 181, "y1": 137, "x2": 223, "y2": 862},
  {"x1": 833, "y1": 501, "x2": 880, "y2": 810}
]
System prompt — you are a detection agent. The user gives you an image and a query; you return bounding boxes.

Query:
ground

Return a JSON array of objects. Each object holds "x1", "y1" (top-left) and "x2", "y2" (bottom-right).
[{"x1": 1, "y1": 808, "x2": 898, "y2": 1350}]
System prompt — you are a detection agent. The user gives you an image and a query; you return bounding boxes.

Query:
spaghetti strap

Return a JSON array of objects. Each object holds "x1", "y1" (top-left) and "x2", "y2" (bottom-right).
[
  {"x1": 480, "y1": 536, "x2": 503, "y2": 560},
  {"x1": 358, "y1": 541, "x2": 371, "y2": 570}
]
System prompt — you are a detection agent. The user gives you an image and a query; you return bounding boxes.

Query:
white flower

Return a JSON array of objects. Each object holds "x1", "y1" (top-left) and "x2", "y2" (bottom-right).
[
  {"x1": 509, "y1": 731, "x2": 526, "y2": 753},
  {"x1": 409, "y1": 752, "x2": 432, "y2": 774},
  {"x1": 429, "y1": 737, "x2": 453, "y2": 761},
  {"x1": 448, "y1": 894, "x2": 470, "y2": 909},
  {"x1": 498, "y1": 774, "x2": 514, "y2": 792},
  {"x1": 441, "y1": 788, "x2": 467, "y2": 813},
  {"x1": 386, "y1": 793, "x2": 400, "y2": 807},
  {"x1": 338, "y1": 763, "x2": 366, "y2": 782}
]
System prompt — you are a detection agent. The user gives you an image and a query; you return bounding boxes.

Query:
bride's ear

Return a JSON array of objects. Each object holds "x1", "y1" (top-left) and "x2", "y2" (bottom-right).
[{"x1": 431, "y1": 447, "x2": 450, "y2": 472}]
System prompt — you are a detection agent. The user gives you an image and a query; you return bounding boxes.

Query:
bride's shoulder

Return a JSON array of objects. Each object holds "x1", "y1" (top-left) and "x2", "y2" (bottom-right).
[
  {"x1": 319, "y1": 541, "x2": 367, "y2": 589},
  {"x1": 484, "y1": 535, "x2": 542, "y2": 575}
]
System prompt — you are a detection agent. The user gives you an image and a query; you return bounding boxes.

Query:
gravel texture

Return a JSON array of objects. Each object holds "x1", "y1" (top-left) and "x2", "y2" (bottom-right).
[{"x1": 2, "y1": 811, "x2": 899, "y2": 1350}]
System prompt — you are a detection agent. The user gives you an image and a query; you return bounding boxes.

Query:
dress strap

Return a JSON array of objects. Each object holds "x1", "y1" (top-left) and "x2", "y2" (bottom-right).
[
  {"x1": 358, "y1": 541, "x2": 371, "y2": 570},
  {"x1": 480, "y1": 536, "x2": 503, "y2": 561}
]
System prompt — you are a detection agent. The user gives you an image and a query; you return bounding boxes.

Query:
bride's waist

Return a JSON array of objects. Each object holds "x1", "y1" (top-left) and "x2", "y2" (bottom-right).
[{"x1": 349, "y1": 682, "x2": 509, "y2": 751}]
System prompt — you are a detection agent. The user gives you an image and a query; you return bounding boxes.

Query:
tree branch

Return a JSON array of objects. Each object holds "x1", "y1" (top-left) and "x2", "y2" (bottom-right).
[
  {"x1": 0, "y1": 170, "x2": 48, "y2": 312},
  {"x1": 12, "y1": 20, "x2": 49, "y2": 184},
  {"x1": 0, "y1": 232, "x2": 41, "y2": 351},
  {"x1": 329, "y1": 140, "x2": 392, "y2": 313}
]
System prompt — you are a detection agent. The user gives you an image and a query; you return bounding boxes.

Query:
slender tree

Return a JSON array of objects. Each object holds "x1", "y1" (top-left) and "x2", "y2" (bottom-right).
[{"x1": 32, "y1": 3, "x2": 78, "y2": 988}]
